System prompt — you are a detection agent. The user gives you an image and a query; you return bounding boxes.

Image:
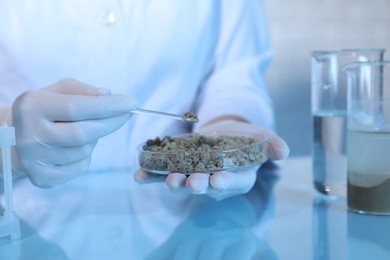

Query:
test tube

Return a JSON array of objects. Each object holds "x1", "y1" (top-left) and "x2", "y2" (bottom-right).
[
  {"x1": 1, "y1": 122, "x2": 15, "y2": 215},
  {"x1": 0, "y1": 122, "x2": 20, "y2": 240}
]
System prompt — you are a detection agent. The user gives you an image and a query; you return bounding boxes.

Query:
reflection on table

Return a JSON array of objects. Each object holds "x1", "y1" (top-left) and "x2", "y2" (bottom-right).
[
  {"x1": 0, "y1": 161, "x2": 278, "y2": 260},
  {"x1": 1, "y1": 157, "x2": 390, "y2": 260},
  {"x1": 270, "y1": 157, "x2": 390, "y2": 260}
]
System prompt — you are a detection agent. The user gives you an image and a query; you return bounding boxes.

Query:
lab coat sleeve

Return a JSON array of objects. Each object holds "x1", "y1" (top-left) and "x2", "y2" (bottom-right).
[{"x1": 193, "y1": 0, "x2": 274, "y2": 130}]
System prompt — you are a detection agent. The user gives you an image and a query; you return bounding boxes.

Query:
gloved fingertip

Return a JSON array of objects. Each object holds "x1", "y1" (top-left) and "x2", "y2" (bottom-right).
[
  {"x1": 186, "y1": 173, "x2": 208, "y2": 194},
  {"x1": 210, "y1": 174, "x2": 229, "y2": 191},
  {"x1": 279, "y1": 146, "x2": 290, "y2": 159},
  {"x1": 267, "y1": 141, "x2": 290, "y2": 160},
  {"x1": 133, "y1": 169, "x2": 148, "y2": 183},
  {"x1": 166, "y1": 173, "x2": 186, "y2": 192},
  {"x1": 276, "y1": 138, "x2": 290, "y2": 159}
]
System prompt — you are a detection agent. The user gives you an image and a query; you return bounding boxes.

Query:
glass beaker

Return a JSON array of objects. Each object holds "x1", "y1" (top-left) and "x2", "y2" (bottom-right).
[
  {"x1": 311, "y1": 48, "x2": 385, "y2": 197},
  {"x1": 345, "y1": 61, "x2": 390, "y2": 214}
]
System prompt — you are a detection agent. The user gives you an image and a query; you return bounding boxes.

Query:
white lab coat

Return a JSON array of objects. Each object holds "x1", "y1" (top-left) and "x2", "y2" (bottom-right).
[
  {"x1": 0, "y1": 1, "x2": 276, "y2": 258},
  {"x1": 0, "y1": 0, "x2": 274, "y2": 171}
]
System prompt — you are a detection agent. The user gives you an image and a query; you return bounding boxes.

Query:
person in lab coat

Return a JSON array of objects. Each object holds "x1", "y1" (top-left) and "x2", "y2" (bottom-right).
[{"x1": 0, "y1": 0, "x2": 289, "y2": 201}]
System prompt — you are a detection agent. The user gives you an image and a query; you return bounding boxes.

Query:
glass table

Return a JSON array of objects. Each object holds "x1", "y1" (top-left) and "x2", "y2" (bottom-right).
[{"x1": 0, "y1": 157, "x2": 389, "y2": 259}]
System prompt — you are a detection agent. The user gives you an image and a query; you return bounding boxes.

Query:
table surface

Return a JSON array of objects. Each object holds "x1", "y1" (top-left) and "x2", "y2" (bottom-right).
[{"x1": 0, "y1": 156, "x2": 389, "y2": 260}]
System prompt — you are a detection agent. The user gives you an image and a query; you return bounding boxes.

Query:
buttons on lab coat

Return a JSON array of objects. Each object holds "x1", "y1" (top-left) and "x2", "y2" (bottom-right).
[{"x1": 97, "y1": 9, "x2": 116, "y2": 26}]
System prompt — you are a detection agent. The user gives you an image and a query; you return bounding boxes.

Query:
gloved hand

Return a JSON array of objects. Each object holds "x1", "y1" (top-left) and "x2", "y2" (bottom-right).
[
  {"x1": 134, "y1": 119, "x2": 289, "y2": 200},
  {"x1": 12, "y1": 79, "x2": 137, "y2": 188}
]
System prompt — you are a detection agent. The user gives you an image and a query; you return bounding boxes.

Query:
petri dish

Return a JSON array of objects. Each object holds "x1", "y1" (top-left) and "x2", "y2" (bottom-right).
[{"x1": 137, "y1": 131, "x2": 268, "y2": 175}]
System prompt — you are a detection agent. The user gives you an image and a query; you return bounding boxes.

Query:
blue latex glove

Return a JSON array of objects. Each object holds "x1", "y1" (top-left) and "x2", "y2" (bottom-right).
[
  {"x1": 134, "y1": 120, "x2": 289, "y2": 200},
  {"x1": 12, "y1": 79, "x2": 137, "y2": 188}
]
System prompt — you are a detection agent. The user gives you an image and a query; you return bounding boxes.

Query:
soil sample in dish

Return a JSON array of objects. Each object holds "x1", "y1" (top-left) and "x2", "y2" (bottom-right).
[
  {"x1": 138, "y1": 133, "x2": 267, "y2": 174},
  {"x1": 183, "y1": 111, "x2": 198, "y2": 122},
  {"x1": 348, "y1": 177, "x2": 390, "y2": 214}
]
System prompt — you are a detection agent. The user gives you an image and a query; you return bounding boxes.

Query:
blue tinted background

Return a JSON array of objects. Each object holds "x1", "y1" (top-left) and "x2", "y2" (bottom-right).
[{"x1": 263, "y1": 0, "x2": 390, "y2": 156}]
